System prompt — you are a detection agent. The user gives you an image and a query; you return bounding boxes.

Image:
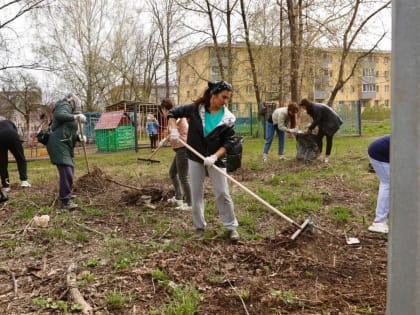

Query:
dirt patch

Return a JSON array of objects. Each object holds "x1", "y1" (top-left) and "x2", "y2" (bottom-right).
[{"x1": 0, "y1": 163, "x2": 386, "y2": 314}]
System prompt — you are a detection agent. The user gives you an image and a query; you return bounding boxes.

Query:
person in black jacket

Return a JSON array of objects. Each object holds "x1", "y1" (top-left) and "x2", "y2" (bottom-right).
[
  {"x1": 166, "y1": 81, "x2": 239, "y2": 241},
  {"x1": 0, "y1": 119, "x2": 31, "y2": 192},
  {"x1": 299, "y1": 98, "x2": 343, "y2": 163}
]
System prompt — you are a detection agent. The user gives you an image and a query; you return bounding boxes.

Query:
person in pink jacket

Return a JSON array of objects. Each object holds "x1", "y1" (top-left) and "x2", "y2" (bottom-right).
[{"x1": 160, "y1": 98, "x2": 191, "y2": 211}]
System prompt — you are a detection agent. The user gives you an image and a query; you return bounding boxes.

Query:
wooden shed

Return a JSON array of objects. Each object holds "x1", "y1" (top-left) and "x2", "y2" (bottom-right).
[{"x1": 94, "y1": 110, "x2": 135, "y2": 152}]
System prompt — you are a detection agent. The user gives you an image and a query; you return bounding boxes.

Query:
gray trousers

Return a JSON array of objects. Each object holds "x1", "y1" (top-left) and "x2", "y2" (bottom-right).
[
  {"x1": 169, "y1": 147, "x2": 191, "y2": 205},
  {"x1": 188, "y1": 159, "x2": 238, "y2": 231}
]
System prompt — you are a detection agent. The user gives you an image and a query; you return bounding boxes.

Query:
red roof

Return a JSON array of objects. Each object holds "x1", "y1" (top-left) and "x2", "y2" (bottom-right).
[{"x1": 94, "y1": 111, "x2": 131, "y2": 130}]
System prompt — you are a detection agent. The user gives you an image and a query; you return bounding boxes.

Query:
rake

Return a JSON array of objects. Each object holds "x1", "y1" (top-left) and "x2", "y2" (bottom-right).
[
  {"x1": 137, "y1": 136, "x2": 168, "y2": 164},
  {"x1": 178, "y1": 139, "x2": 313, "y2": 240}
]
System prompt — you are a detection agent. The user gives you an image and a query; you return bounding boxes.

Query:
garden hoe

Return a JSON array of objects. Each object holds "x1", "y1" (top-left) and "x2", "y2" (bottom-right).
[
  {"x1": 178, "y1": 139, "x2": 314, "y2": 240},
  {"x1": 137, "y1": 136, "x2": 168, "y2": 164}
]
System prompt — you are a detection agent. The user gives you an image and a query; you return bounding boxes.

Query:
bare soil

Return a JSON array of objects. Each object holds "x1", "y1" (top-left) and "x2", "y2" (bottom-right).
[{"x1": 0, "y1": 162, "x2": 387, "y2": 315}]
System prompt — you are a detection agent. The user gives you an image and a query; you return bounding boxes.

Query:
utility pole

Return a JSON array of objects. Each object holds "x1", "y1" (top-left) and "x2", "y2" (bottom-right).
[{"x1": 387, "y1": 0, "x2": 420, "y2": 313}]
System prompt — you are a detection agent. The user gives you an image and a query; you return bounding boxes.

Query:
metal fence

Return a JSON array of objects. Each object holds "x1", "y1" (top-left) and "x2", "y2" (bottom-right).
[{"x1": 231, "y1": 102, "x2": 361, "y2": 137}]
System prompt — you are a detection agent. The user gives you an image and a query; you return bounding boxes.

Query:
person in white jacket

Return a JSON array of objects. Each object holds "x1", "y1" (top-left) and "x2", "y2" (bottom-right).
[{"x1": 263, "y1": 102, "x2": 299, "y2": 161}]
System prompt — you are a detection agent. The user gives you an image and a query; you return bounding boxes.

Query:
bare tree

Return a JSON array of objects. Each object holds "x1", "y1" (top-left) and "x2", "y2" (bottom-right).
[
  {"x1": 0, "y1": 0, "x2": 49, "y2": 71},
  {"x1": 0, "y1": 71, "x2": 42, "y2": 137},
  {"x1": 325, "y1": 0, "x2": 391, "y2": 105},
  {"x1": 34, "y1": 0, "x2": 130, "y2": 111},
  {"x1": 148, "y1": 0, "x2": 187, "y2": 98},
  {"x1": 239, "y1": 0, "x2": 261, "y2": 107}
]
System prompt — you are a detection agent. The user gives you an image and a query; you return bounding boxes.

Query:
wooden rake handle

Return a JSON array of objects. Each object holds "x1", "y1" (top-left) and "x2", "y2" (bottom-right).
[
  {"x1": 177, "y1": 139, "x2": 301, "y2": 228},
  {"x1": 77, "y1": 120, "x2": 90, "y2": 174}
]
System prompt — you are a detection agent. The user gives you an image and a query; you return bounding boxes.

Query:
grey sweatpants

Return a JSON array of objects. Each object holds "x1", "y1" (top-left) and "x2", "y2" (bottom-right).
[{"x1": 188, "y1": 159, "x2": 238, "y2": 231}]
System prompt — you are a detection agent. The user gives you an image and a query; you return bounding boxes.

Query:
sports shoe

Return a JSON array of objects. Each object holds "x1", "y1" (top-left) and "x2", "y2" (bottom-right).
[
  {"x1": 324, "y1": 157, "x2": 329, "y2": 163},
  {"x1": 167, "y1": 196, "x2": 183, "y2": 207},
  {"x1": 191, "y1": 229, "x2": 204, "y2": 239},
  {"x1": 368, "y1": 222, "x2": 388, "y2": 234},
  {"x1": 2, "y1": 187, "x2": 10, "y2": 193},
  {"x1": 229, "y1": 230, "x2": 240, "y2": 241},
  {"x1": 176, "y1": 203, "x2": 191, "y2": 211},
  {"x1": 61, "y1": 201, "x2": 79, "y2": 210},
  {"x1": 21, "y1": 180, "x2": 31, "y2": 187},
  {"x1": 279, "y1": 154, "x2": 287, "y2": 160}
]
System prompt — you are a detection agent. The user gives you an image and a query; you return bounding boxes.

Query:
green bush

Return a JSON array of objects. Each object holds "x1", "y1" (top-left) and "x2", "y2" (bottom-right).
[{"x1": 361, "y1": 105, "x2": 391, "y2": 121}]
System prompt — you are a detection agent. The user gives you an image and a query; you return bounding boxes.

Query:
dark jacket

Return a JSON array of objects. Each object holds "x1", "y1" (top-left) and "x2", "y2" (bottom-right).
[
  {"x1": 368, "y1": 135, "x2": 390, "y2": 163},
  {"x1": 47, "y1": 99, "x2": 79, "y2": 166},
  {"x1": 307, "y1": 103, "x2": 343, "y2": 136},
  {"x1": 167, "y1": 103, "x2": 236, "y2": 168},
  {"x1": 0, "y1": 120, "x2": 21, "y2": 145}
]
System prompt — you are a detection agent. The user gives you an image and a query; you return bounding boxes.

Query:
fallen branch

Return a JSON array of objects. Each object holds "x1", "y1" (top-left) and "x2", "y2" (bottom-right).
[
  {"x1": 0, "y1": 267, "x2": 17, "y2": 297},
  {"x1": 105, "y1": 178, "x2": 141, "y2": 192},
  {"x1": 73, "y1": 221, "x2": 105, "y2": 236},
  {"x1": 227, "y1": 279, "x2": 250, "y2": 315},
  {"x1": 66, "y1": 262, "x2": 93, "y2": 315}
]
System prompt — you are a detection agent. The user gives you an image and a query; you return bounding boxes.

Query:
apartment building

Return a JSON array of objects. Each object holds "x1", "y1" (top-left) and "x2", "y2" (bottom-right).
[{"x1": 176, "y1": 43, "x2": 391, "y2": 109}]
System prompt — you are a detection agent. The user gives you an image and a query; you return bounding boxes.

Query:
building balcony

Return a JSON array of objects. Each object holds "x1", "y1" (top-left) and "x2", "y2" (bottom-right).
[
  {"x1": 315, "y1": 75, "x2": 329, "y2": 85},
  {"x1": 361, "y1": 76, "x2": 376, "y2": 84},
  {"x1": 359, "y1": 91, "x2": 376, "y2": 99},
  {"x1": 314, "y1": 90, "x2": 329, "y2": 100}
]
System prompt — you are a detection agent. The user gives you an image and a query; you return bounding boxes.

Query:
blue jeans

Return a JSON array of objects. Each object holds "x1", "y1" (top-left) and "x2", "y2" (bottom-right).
[
  {"x1": 368, "y1": 157, "x2": 390, "y2": 222},
  {"x1": 263, "y1": 122, "x2": 285, "y2": 155}
]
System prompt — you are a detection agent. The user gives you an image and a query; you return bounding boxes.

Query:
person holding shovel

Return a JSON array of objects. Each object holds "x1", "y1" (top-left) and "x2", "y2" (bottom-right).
[
  {"x1": 47, "y1": 93, "x2": 86, "y2": 210},
  {"x1": 166, "y1": 80, "x2": 240, "y2": 241},
  {"x1": 160, "y1": 98, "x2": 192, "y2": 211}
]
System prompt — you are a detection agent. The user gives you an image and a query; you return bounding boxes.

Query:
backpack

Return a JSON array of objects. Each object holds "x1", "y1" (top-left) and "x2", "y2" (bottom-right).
[
  {"x1": 36, "y1": 127, "x2": 51, "y2": 145},
  {"x1": 226, "y1": 136, "x2": 244, "y2": 172},
  {"x1": 296, "y1": 134, "x2": 319, "y2": 162}
]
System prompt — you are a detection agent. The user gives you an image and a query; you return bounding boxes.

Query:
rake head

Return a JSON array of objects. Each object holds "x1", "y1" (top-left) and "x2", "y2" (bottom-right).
[
  {"x1": 137, "y1": 158, "x2": 161, "y2": 164},
  {"x1": 290, "y1": 217, "x2": 314, "y2": 240}
]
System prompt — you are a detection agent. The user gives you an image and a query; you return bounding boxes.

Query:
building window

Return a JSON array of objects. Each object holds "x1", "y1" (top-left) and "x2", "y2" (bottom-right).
[
  {"x1": 362, "y1": 84, "x2": 376, "y2": 92},
  {"x1": 385, "y1": 100, "x2": 389, "y2": 107},
  {"x1": 351, "y1": 86, "x2": 355, "y2": 93},
  {"x1": 385, "y1": 85, "x2": 390, "y2": 93},
  {"x1": 193, "y1": 89, "x2": 197, "y2": 96},
  {"x1": 376, "y1": 85, "x2": 379, "y2": 92},
  {"x1": 350, "y1": 101, "x2": 356, "y2": 106},
  {"x1": 362, "y1": 68, "x2": 375, "y2": 76},
  {"x1": 384, "y1": 57, "x2": 389, "y2": 64},
  {"x1": 338, "y1": 101, "x2": 345, "y2": 107},
  {"x1": 384, "y1": 71, "x2": 390, "y2": 81},
  {"x1": 375, "y1": 100, "x2": 379, "y2": 106},
  {"x1": 246, "y1": 84, "x2": 253, "y2": 95},
  {"x1": 186, "y1": 90, "x2": 190, "y2": 98},
  {"x1": 375, "y1": 71, "x2": 379, "y2": 77},
  {"x1": 231, "y1": 103, "x2": 238, "y2": 111}
]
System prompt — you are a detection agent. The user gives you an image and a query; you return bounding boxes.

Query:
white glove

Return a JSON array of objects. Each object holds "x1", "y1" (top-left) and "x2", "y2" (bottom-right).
[
  {"x1": 78, "y1": 135, "x2": 87, "y2": 143},
  {"x1": 203, "y1": 154, "x2": 218, "y2": 166},
  {"x1": 158, "y1": 139, "x2": 167, "y2": 147},
  {"x1": 288, "y1": 128, "x2": 299, "y2": 133},
  {"x1": 74, "y1": 113, "x2": 86, "y2": 122},
  {"x1": 169, "y1": 127, "x2": 180, "y2": 141}
]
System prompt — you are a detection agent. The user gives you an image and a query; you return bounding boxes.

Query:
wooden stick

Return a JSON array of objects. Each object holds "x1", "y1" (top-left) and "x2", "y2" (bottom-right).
[
  {"x1": 78, "y1": 120, "x2": 90, "y2": 174},
  {"x1": 66, "y1": 262, "x2": 93, "y2": 315}
]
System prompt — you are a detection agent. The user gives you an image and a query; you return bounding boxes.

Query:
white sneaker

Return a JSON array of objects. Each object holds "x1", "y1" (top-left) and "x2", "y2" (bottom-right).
[
  {"x1": 2, "y1": 187, "x2": 10, "y2": 193},
  {"x1": 262, "y1": 154, "x2": 267, "y2": 163},
  {"x1": 167, "y1": 196, "x2": 183, "y2": 207},
  {"x1": 176, "y1": 203, "x2": 191, "y2": 211},
  {"x1": 368, "y1": 222, "x2": 388, "y2": 234},
  {"x1": 324, "y1": 157, "x2": 329, "y2": 163},
  {"x1": 21, "y1": 180, "x2": 31, "y2": 187}
]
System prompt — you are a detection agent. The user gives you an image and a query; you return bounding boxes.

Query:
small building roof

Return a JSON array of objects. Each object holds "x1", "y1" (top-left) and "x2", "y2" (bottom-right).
[{"x1": 94, "y1": 110, "x2": 131, "y2": 130}]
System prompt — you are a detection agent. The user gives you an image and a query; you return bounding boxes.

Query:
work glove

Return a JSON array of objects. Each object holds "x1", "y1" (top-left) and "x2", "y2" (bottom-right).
[
  {"x1": 74, "y1": 113, "x2": 86, "y2": 122},
  {"x1": 78, "y1": 134, "x2": 87, "y2": 143},
  {"x1": 158, "y1": 138, "x2": 167, "y2": 147},
  {"x1": 203, "y1": 154, "x2": 218, "y2": 166},
  {"x1": 169, "y1": 127, "x2": 180, "y2": 141}
]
